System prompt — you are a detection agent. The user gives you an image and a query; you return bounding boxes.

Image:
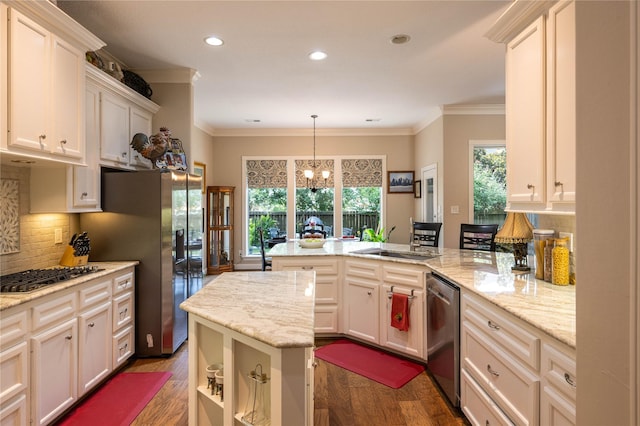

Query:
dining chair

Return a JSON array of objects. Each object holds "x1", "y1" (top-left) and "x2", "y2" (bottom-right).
[
  {"x1": 412, "y1": 222, "x2": 442, "y2": 248},
  {"x1": 258, "y1": 228, "x2": 272, "y2": 271},
  {"x1": 459, "y1": 223, "x2": 499, "y2": 252}
]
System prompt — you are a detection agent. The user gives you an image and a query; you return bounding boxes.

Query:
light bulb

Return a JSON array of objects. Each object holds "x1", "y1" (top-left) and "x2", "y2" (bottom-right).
[
  {"x1": 322, "y1": 170, "x2": 330, "y2": 179},
  {"x1": 304, "y1": 169, "x2": 314, "y2": 179}
]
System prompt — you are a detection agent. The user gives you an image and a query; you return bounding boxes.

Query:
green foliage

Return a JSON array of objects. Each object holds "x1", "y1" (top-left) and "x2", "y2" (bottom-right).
[
  {"x1": 248, "y1": 215, "x2": 277, "y2": 247},
  {"x1": 249, "y1": 188, "x2": 287, "y2": 211},
  {"x1": 362, "y1": 223, "x2": 396, "y2": 242},
  {"x1": 342, "y1": 187, "x2": 381, "y2": 211},
  {"x1": 473, "y1": 148, "x2": 507, "y2": 215},
  {"x1": 295, "y1": 187, "x2": 334, "y2": 212}
]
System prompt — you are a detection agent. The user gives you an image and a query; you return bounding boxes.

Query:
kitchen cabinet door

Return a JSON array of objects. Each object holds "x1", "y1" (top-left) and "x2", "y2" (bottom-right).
[
  {"x1": 505, "y1": 16, "x2": 546, "y2": 208},
  {"x1": 100, "y1": 90, "x2": 130, "y2": 165},
  {"x1": 49, "y1": 34, "x2": 84, "y2": 161},
  {"x1": 128, "y1": 106, "x2": 153, "y2": 168},
  {"x1": 545, "y1": 0, "x2": 576, "y2": 210},
  {"x1": 381, "y1": 285, "x2": 424, "y2": 358},
  {"x1": 78, "y1": 302, "x2": 112, "y2": 397},
  {"x1": 8, "y1": 9, "x2": 50, "y2": 154},
  {"x1": 73, "y1": 80, "x2": 101, "y2": 209},
  {"x1": 344, "y1": 277, "x2": 379, "y2": 344},
  {"x1": 31, "y1": 318, "x2": 78, "y2": 426}
]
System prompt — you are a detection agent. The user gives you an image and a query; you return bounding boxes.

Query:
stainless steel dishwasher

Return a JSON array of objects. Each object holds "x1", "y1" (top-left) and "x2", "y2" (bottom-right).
[{"x1": 426, "y1": 272, "x2": 460, "y2": 407}]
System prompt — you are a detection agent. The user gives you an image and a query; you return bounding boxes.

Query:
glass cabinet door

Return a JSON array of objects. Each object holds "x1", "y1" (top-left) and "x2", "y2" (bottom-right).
[{"x1": 207, "y1": 186, "x2": 235, "y2": 274}]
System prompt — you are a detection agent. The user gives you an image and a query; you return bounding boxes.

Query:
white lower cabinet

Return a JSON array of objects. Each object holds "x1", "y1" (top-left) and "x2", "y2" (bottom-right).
[
  {"x1": 31, "y1": 318, "x2": 78, "y2": 426},
  {"x1": 272, "y1": 256, "x2": 341, "y2": 333},
  {"x1": 0, "y1": 266, "x2": 136, "y2": 426},
  {"x1": 461, "y1": 290, "x2": 576, "y2": 426},
  {"x1": 78, "y1": 302, "x2": 112, "y2": 396},
  {"x1": 540, "y1": 341, "x2": 576, "y2": 426},
  {"x1": 380, "y1": 264, "x2": 425, "y2": 359},
  {"x1": 343, "y1": 259, "x2": 381, "y2": 344}
]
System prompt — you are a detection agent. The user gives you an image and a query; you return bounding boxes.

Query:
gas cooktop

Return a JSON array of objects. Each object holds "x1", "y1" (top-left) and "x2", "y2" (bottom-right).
[{"x1": 0, "y1": 266, "x2": 103, "y2": 293}]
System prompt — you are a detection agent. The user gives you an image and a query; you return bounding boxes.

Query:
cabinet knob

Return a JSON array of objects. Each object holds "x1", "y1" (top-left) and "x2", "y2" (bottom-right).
[
  {"x1": 81, "y1": 192, "x2": 88, "y2": 198},
  {"x1": 555, "y1": 181, "x2": 563, "y2": 187},
  {"x1": 486, "y1": 364, "x2": 500, "y2": 377},
  {"x1": 367, "y1": 291, "x2": 372, "y2": 296},
  {"x1": 88, "y1": 322, "x2": 95, "y2": 327},
  {"x1": 487, "y1": 320, "x2": 500, "y2": 331},
  {"x1": 527, "y1": 184, "x2": 535, "y2": 190},
  {"x1": 39, "y1": 134, "x2": 46, "y2": 145},
  {"x1": 564, "y1": 372, "x2": 576, "y2": 388},
  {"x1": 121, "y1": 152, "x2": 128, "y2": 158},
  {"x1": 60, "y1": 139, "x2": 67, "y2": 145},
  {"x1": 65, "y1": 335, "x2": 73, "y2": 340}
]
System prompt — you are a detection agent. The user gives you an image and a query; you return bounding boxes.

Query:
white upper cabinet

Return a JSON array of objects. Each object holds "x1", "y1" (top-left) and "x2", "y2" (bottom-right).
[
  {"x1": 488, "y1": 0, "x2": 576, "y2": 214},
  {"x1": 1, "y1": 0, "x2": 104, "y2": 165}
]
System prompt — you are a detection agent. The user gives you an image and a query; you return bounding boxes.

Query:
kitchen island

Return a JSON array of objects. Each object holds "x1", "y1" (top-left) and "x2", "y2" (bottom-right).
[
  {"x1": 179, "y1": 271, "x2": 315, "y2": 426},
  {"x1": 270, "y1": 240, "x2": 577, "y2": 425}
]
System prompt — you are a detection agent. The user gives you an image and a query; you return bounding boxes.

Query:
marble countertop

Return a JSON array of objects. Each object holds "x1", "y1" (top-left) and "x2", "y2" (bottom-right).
[
  {"x1": 270, "y1": 240, "x2": 576, "y2": 348},
  {"x1": 0, "y1": 261, "x2": 138, "y2": 311},
  {"x1": 180, "y1": 271, "x2": 316, "y2": 349}
]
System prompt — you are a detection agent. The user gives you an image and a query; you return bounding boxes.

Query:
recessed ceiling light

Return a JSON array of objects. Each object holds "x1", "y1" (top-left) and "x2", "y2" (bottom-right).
[
  {"x1": 365, "y1": 118, "x2": 381, "y2": 122},
  {"x1": 204, "y1": 36, "x2": 224, "y2": 46},
  {"x1": 309, "y1": 51, "x2": 328, "y2": 61},
  {"x1": 245, "y1": 119, "x2": 261, "y2": 123},
  {"x1": 390, "y1": 34, "x2": 411, "y2": 45}
]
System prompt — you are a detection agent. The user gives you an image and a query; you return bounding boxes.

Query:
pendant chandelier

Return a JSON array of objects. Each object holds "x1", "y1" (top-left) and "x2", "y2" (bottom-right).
[{"x1": 304, "y1": 114, "x2": 330, "y2": 193}]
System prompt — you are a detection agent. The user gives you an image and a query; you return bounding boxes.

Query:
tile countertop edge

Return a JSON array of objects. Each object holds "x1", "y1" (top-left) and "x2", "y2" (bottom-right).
[
  {"x1": 180, "y1": 270, "x2": 316, "y2": 349},
  {"x1": 0, "y1": 261, "x2": 139, "y2": 312},
  {"x1": 270, "y1": 241, "x2": 576, "y2": 349}
]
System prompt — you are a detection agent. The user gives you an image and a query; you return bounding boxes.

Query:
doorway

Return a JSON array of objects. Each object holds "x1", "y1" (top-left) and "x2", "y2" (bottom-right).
[{"x1": 421, "y1": 164, "x2": 438, "y2": 222}]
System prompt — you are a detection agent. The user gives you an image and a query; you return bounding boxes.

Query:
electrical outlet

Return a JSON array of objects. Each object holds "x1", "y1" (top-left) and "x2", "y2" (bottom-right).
[
  {"x1": 559, "y1": 232, "x2": 573, "y2": 252},
  {"x1": 450, "y1": 205, "x2": 460, "y2": 214},
  {"x1": 54, "y1": 228, "x2": 63, "y2": 244}
]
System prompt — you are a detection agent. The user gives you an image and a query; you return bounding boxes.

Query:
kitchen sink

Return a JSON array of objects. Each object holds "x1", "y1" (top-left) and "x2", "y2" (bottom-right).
[{"x1": 350, "y1": 248, "x2": 440, "y2": 261}]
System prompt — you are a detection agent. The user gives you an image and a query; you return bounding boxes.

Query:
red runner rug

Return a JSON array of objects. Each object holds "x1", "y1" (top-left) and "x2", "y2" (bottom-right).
[
  {"x1": 56, "y1": 371, "x2": 172, "y2": 426},
  {"x1": 314, "y1": 339, "x2": 424, "y2": 389}
]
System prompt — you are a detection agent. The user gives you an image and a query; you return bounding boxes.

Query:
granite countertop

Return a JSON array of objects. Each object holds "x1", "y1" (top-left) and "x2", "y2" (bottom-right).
[
  {"x1": 180, "y1": 271, "x2": 316, "y2": 349},
  {"x1": 0, "y1": 261, "x2": 138, "y2": 311},
  {"x1": 270, "y1": 240, "x2": 576, "y2": 348}
]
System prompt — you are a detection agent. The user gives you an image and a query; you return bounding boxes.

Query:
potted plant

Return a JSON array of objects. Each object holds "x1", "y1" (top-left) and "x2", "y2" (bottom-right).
[{"x1": 362, "y1": 223, "x2": 396, "y2": 242}]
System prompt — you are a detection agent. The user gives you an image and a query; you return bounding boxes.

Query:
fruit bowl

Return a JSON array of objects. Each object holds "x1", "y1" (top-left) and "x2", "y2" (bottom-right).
[{"x1": 298, "y1": 238, "x2": 326, "y2": 249}]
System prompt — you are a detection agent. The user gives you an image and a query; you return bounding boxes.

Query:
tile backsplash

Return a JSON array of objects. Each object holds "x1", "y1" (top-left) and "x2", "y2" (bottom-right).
[{"x1": 0, "y1": 165, "x2": 78, "y2": 275}]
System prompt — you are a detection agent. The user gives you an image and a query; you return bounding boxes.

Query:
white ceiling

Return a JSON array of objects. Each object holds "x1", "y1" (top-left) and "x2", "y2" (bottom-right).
[{"x1": 57, "y1": 1, "x2": 510, "y2": 134}]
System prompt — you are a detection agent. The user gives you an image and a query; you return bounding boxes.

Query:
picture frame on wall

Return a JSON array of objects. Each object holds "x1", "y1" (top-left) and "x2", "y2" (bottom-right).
[
  {"x1": 193, "y1": 162, "x2": 206, "y2": 193},
  {"x1": 414, "y1": 179, "x2": 422, "y2": 198},
  {"x1": 387, "y1": 171, "x2": 414, "y2": 194}
]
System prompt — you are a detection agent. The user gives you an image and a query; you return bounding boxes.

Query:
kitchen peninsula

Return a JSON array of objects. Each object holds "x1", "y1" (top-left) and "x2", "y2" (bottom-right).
[
  {"x1": 270, "y1": 240, "x2": 577, "y2": 425},
  {"x1": 179, "y1": 271, "x2": 315, "y2": 426}
]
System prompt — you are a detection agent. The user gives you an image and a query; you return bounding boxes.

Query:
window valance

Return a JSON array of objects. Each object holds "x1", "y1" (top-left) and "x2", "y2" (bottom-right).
[
  {"x1": 341, "y1": 159, "x2": 383, "y2": 187},
  {"x1": 295, "y1": 159, "x2": 335, "y2": 188},
  {"x1": 246, "y1": 159, "x2": 288, "y2": 188}
]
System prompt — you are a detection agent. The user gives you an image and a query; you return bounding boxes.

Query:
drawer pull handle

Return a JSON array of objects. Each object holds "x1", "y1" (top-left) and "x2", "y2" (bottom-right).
[
  {"x1": 486, "y1": 421, "x2": 490, "y2": 426},
  {"x1": 367, "y1": 291, "x2": 372, "y2": 296},
  {"x1": 487, "y1": 364, "x2": 500, "y2": 377},
  {"x1": 564, "y1": 373, "x2": 576, "y2": 388},
  {"x1": 487, "y1": 320, "x2": 500, "y2": 330},
  {"x1": 60, "y1": 139, "x2": 67, "y2": 145},
  {"x1": 65, "y1": 335, "x2": 73, "y2": 340},
  {"x1": 88, "y1": 322, "x2": 95, "y2": 327},
  {"x1": 302, "y1": 266, "x2": 314, "y2": 270}
]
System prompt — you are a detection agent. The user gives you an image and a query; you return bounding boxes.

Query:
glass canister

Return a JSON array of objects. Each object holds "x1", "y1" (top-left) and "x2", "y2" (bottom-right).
[
  {"x1": 533, "y1": 229, "x2": 555, "y2": 280},
  {"x1": 552, "y1": 237, "x2": 570, "y2": 285},
  {"x1": 544, "y1": 238, "x2": 555, "y2": 282}
]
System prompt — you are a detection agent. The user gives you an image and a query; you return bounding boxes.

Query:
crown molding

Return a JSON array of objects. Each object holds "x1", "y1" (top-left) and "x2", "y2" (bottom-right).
[
  {"x1": 207, "y1": 127, "x2": 415, "y2": 138},
  {"x1": 485, "y1": 0, "x2": 556, "y2": 43},
  {"x1": 443, "y1": 104, "x2": 505, "y2": 115},
  {"x1": 134, "y1": 68, "x2": 200, "y2": 84}
]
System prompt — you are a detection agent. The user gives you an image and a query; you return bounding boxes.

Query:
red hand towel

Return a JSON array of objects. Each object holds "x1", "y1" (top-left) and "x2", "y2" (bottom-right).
[{"x1": 391, "y1": 293, "x2": 410, "y2": 331}]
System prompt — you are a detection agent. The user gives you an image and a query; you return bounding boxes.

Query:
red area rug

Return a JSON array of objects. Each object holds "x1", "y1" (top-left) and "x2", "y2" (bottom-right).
[
  {"x1": 314, "y1": 339, "x2": 424, "y2": 389},
  {"x1": 56, "y1": 372, "x2": 172, "y2": 426}
]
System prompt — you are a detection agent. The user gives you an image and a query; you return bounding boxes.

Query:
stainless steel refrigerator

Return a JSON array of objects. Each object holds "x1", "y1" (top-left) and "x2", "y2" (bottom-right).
[{"x1": 81, "y1": 169, "x2": 203, "y2": 357}]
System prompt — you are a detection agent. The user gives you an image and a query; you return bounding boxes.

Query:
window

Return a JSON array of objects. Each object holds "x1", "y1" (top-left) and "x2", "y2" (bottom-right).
[
  {"x1": 246, "y1": 159, "x2": 288, "y2": 255},
  {"x1": 341, "y1": 159, "x2": 383, "y2": 238},
  {"x1": 470, "y1": 143, "x2": 507, "y2": 227},
  {"x1": 244, "y1": 156, "x2": 384, "y2": 256}
]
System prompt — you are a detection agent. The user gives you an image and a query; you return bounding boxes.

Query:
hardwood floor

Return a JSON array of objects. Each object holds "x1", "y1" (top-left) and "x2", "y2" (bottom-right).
[{"x1": 122, "y1": 339, "x2": 468, "y2": 426}]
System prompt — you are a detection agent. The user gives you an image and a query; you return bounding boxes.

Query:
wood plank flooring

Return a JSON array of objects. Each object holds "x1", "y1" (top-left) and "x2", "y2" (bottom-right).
[{"x1": 120, "y1": 339, "x2": 468, "y2": 426}]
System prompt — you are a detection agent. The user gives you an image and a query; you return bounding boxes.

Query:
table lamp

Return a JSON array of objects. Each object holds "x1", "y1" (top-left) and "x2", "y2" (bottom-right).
[{"x1": 495, "y1": 212, "x2": 534, "y2": 271}]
